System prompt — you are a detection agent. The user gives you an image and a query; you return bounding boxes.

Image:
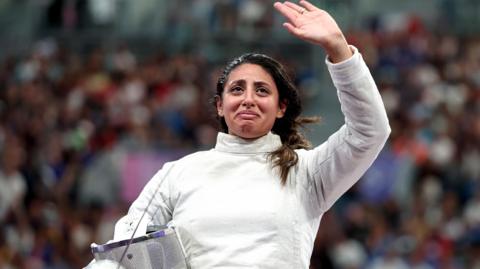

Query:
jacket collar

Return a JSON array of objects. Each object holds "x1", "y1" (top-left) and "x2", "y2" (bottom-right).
[{"x1": 214, "y1": 132, "x2": 282, "y2": 154}]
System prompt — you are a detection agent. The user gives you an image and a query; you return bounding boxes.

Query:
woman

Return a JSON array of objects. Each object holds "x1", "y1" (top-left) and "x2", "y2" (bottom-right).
[{"x1": 111, "y1": 1, "x2": 390, "y2": 268}]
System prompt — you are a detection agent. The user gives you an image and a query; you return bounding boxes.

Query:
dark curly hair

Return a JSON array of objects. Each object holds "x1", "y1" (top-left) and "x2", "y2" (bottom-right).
[{"x1": 213, "y1": 53, "x2": 319, "y2": 185}]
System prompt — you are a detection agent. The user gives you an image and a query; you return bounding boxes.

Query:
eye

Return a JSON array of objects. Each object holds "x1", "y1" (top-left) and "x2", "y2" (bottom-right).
[
  {"x1": 256, "y1": 87, "x2": 270, "y2": 96},
  {"x1": 228, "y1": 86, "x2": 244, "y2": 95}
]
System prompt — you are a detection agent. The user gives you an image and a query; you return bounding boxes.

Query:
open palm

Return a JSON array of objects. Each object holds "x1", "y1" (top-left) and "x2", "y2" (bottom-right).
[{"x1": 274, "y1": 0, "x2": 351, "y2": 62}]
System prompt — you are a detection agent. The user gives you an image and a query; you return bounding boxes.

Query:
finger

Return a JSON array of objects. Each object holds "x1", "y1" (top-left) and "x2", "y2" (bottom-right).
[
  {"x1": 299, "y1": 0, "x2": 319, "y2": 12},
  {"x1": 283, "y1": 1, "x2": 306, "y2": 14},
  {"x1": 282, "y1": 22, "x2": 304, "y2": 38},
  {"x1": 273, "y1": 2, "x2": 299, "y2": 22}
]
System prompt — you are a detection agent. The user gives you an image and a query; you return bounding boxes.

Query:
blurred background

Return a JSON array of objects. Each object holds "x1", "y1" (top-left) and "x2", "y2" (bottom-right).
[{"x1": 1, "y1": 0, "x2": 480, "y2": 268}]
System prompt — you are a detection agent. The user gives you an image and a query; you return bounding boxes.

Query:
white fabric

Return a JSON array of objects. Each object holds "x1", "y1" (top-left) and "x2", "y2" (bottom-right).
[
  {"x1": 0, "y1": 170, "x2": 26, "y2": 220},
  {"x1": 114, "y1": 47, "x2": 391, "y2": 268}
]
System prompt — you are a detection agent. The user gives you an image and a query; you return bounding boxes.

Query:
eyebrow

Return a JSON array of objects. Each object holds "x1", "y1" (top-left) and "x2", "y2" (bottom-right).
[{"x1": 228, "y1": 79, "x2": 272, "y2": 88}]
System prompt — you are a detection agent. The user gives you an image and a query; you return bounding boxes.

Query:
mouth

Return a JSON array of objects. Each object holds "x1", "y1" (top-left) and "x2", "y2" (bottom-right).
[{"x1": 235, "y1": 110, "x2": 260, "y2": 120}]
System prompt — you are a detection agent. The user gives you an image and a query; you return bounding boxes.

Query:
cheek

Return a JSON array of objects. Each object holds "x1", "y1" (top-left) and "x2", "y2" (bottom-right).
[
  {"x1": 258, "y1": 99, "x2": 280, "y2": 114},
  {"x1": 223, "y1": 98, "x2": 242, "y2": 113},
  {"x1": 218, "y1": 96, "x2": 238, "y2": 115}
]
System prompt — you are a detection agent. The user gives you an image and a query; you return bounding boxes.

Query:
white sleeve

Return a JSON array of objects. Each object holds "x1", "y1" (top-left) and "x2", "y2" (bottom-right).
[
  {"x1": 304, "y1": 46, "x2": 391, "y2": 212},
  {"x1": 113, "y1": 162, "x2": 175, "y2": 240}
]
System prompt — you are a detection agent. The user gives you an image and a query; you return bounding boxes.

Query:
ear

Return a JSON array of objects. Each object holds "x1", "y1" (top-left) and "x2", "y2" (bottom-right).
[
  {"x1": 276, "y1": 100, "x2": 287, "y2": 118},
  {"x1": 216, "y1": 95, "x2": 224, "y2": 117}
]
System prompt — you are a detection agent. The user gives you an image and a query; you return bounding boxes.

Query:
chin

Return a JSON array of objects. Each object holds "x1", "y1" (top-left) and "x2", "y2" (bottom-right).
[{"x1": 232, "y1": 126, "x2": 268, "y2": 139}]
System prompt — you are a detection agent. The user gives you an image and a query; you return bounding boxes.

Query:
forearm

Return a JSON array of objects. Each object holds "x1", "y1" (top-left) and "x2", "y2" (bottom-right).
[{"x1": 326, "y1": 46, "x2": 391, "y2": 148}]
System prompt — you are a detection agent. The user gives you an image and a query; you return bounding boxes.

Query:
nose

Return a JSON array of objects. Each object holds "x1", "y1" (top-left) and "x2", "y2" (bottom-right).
[{"x1": 241, "y1": 88, "x2": 255, "y2": 108}]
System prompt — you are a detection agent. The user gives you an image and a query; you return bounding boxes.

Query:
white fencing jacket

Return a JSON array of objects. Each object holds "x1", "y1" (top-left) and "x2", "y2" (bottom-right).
[{"x1": 114, "y1": 47, "x2": 391, "y2": 268}]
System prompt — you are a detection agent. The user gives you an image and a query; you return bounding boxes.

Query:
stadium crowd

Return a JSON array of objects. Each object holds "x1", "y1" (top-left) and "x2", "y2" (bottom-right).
[{"x1": 1, "y1": 11, "x2": 480, "y2": 269}]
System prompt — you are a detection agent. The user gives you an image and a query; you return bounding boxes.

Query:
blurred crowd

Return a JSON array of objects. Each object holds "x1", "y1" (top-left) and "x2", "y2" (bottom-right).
[{"x1": 1, "y1": 11, "x2": 480, "y2": 269}]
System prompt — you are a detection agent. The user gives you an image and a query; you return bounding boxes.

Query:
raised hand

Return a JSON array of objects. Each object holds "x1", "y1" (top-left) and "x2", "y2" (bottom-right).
[{"x1": 273, "y1": 0, "x2": 352, "y2": 63}]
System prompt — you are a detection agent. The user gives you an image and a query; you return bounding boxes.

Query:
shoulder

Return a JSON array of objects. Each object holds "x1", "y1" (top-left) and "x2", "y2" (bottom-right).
[
  {"x1": 166, "y1": 149, "x2": 218, "y2": 170},
  {"x1": 293, "y1": 141, "x2": 332, "y2": 171},
  {"x1": 148, "y1": 150, "x2": 216, "y2": 186},
  {"x1": 294, "y1": 148, "x2": 315, "y2": 168},
  {"x1": 295, "y1": 146, "x2": 324, "y2": 160},
  {"x1": 176, "y1": 149, "x2": 215, "y2": 163}
]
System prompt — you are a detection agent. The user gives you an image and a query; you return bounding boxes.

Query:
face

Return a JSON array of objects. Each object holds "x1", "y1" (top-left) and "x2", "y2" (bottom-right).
[{"x1": 216, "y1": 63, "x2": 286, "y2": 139}]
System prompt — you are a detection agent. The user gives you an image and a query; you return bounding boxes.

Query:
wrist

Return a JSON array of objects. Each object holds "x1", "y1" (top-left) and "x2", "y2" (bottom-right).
[{"x1": 324, "y1": 38, "x2": 352, "y2": 63}]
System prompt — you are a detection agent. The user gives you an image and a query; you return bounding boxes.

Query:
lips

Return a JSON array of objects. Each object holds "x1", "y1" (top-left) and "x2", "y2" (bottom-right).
[{"x1": 236, "y1": 110, "x2": 259, "y2": 120}]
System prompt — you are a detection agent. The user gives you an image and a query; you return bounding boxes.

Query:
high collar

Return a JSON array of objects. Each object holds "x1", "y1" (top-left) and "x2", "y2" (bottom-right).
[{"x1": 214, "y1": 132, "x2": 282, "y2": 154}]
